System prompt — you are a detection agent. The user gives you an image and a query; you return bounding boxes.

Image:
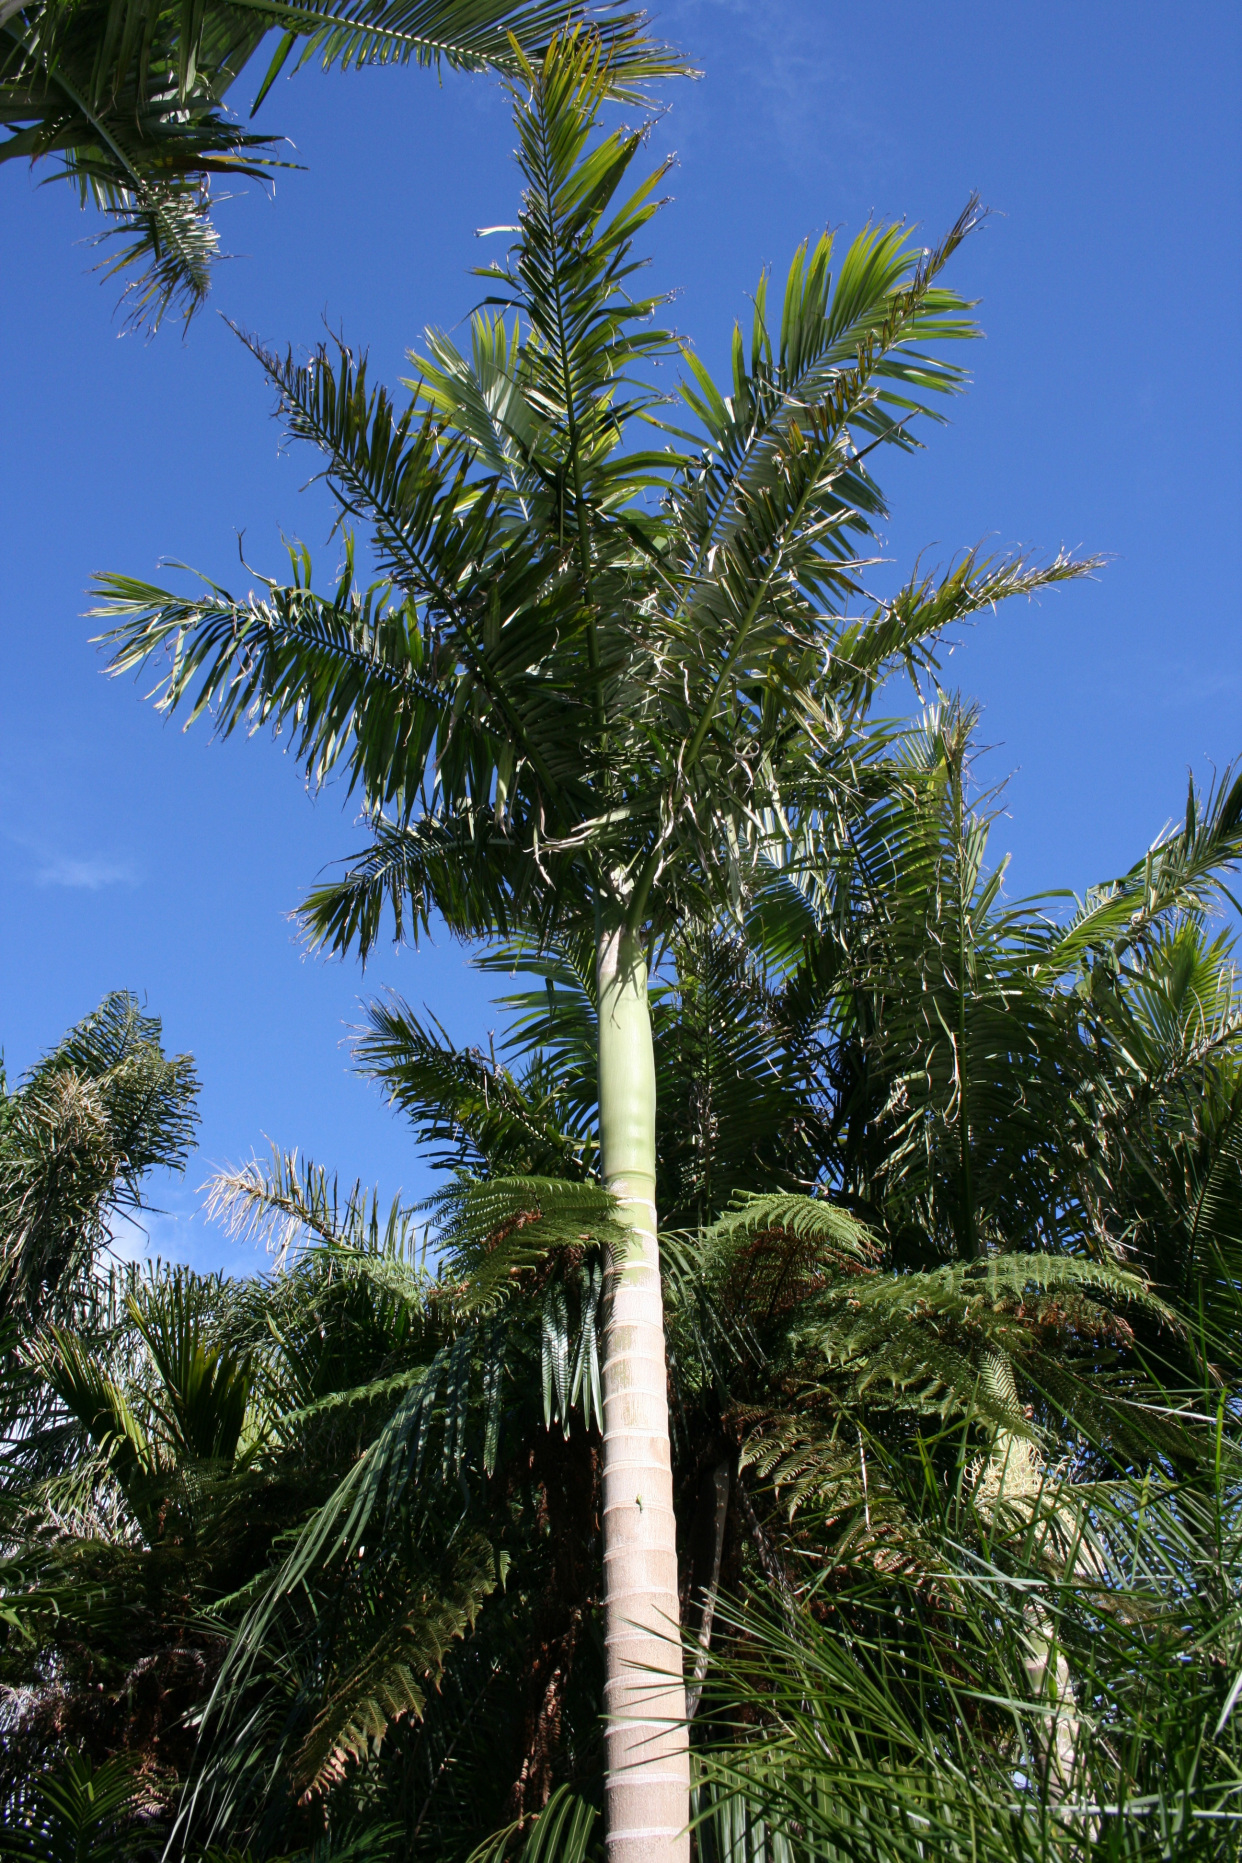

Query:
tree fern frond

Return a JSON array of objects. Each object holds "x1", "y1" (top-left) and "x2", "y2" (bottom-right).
[
  {"x1": 788, "y1": 1254, "x2": 1176, "y2": 1433},
  {"x1": 704, "y1": 1193, "x2": 878, "y2": 1255},
  {"x1": 290, "y1": 1532, "x2": 497, "y2": 1800},
  {"x1": 435, "y1": 1174, "x2": 620, "y2": 1304},
  {"x1": 817, "y1": 1252, "x2": 1173, "y2": 1328},
  {"x1": 735, "y1": 1406, "x2": 857, "y2": 1518}
]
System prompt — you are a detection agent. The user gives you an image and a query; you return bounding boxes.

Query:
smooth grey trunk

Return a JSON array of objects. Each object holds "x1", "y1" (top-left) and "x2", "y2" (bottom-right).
[
  {"x1": 596, "y1": 925, "x2": 691, "y2": 1863},
  {"x1": 1022, "y1": 1601, "x2": 1079, "y2": 1799},
  {"x1": 685, "y1": 1460, "x2": 731, "y2": 1722}
]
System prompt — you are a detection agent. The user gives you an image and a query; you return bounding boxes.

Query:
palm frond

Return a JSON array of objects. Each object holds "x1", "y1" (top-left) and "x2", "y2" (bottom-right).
[
  {"x1": 465, "y1": 1783, "x2": 599, "y2": 1862},
  {"x1": 4, "y1": 2, "x2": 686, "y2": 325},
  {"x1": 1044, "y1": 762, "x2": 1242, "y2": 976},
  {"x1": 204, "y1": 1145, "x2": 423, "y2": 1267},
  {"x1": 356, "y1": 991, "x2": 595, "y2": 1178}
]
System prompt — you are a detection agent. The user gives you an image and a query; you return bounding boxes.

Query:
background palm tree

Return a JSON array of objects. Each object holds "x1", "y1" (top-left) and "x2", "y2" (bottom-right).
[
  {"x1": 4, "y1": 743, "x2": 1240, "y2": 1857},
  {"x1": 794, "y1": 701, "x2": 1242, "y2": 1395},
  {"x1": 0, "y1": 992, "x2": 204, "y2": 1819},
  {"x1": 1, "y1": 0, "x2": 679, "y2": 327},
  {"x1": 0, "y1": 989, "x2": 197, "y2": 1336}
]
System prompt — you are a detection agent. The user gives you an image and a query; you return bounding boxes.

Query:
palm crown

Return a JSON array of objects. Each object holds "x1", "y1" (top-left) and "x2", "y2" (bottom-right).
[{"x1": 99, "y1": 33, "x2": 1083, "y2": 944}]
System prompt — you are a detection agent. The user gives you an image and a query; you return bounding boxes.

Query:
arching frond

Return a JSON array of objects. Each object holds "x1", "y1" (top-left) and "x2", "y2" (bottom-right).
[
  {"x1": 703, "y1": 1192, "x2": 879, "y2": 1262},
  {"x1": 356, "y1": 992, "x2": 595, "y2": 1178},
  {"x1": 4, "y1": 3, "x2": 685, "y2": 326},
  {"x1": 465, "y1": 1784, "x2": 599, "y2": 1863},
  {"x1": 434, "y1": 1172, "x2": 619, "y2": 1305},
  {"x1": 1044, "y1": 762, "x2": 1242, "y2": 976}
]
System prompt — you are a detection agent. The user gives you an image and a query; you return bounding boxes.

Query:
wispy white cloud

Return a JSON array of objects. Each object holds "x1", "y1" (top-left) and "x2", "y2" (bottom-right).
[
  {"x1": 0, "y1": 819, "x2": 141, "y2": 890},
  {"x1": 35, "y1": 853, "x2": 138, "y2": 890}
]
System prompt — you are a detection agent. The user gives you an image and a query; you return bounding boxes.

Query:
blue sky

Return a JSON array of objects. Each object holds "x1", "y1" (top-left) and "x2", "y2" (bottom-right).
[{"x1": 2, "y1": 0, "x2": 1239, "y2": 1273}]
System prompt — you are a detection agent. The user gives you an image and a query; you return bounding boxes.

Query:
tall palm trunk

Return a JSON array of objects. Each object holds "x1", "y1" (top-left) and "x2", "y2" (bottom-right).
[{"x1": 596, "y1": 925, "x2": 690, "y2": 1862}]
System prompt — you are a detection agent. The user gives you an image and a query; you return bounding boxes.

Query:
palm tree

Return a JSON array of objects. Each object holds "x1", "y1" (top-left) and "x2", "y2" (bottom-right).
[
  {"x1": 98, "y1": 32, "x2": 1090, "y2": 1855},
  {"x1": 2, "y1": 1210, "x2": 509, "y2": 1847},
  {"x1": 0, "y1": 990, "x2": 198, "y2": 1333},
  {"x1": 792, "y1": 702, "x2": 1242, "y2": 1365},
  {"x1": 0, "y1": 994, "x2": 206, "y2": 1823},
  {"x1": 1, "y1": 0, "x2": 679, "y2": 327}
]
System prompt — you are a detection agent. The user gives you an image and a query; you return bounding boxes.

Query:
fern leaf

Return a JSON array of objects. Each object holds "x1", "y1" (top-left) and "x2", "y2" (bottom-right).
[
  {"x1": 291, "y1": 1534, "x2": 497, "y2": 1800},
  {"x1": 437, "y1": 1175, "x2": 621, "y2": 1307},
  {"x1": 704, "y1": 1192, "x2": 880, "y2": 1261}
]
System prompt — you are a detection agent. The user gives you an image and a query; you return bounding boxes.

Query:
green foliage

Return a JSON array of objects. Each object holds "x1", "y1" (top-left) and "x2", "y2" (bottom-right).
[
  {"x1": 3, "y1": 0, "x2": 681, "y2": 326},
  {"x1": 466, "y1": 1784, "x2": 600, "y2": 1861},
  {"x1": 0, "y1": 991, "x2": 198, "y2": 1326},
  {"x1": 12, "y1": 28, "x2": 1241, "y2": 1863},
  {"x1": 6, "y1": 766, "x2": 1242, "y2": 1858},
  {"x1": 692, "y1": 1438, "x2": 1242, "y2": 1859},
  {"x1": 0, "y1": 1748, "x2": 147, "y2": 1863},
  {"x1": 97, "y1": 31, "x2": 1086, "y2": 963},
  {"x1": 128, "y1": 1269, "x2": 253, "y2": 1465},
  {"x1": 759, "y1": 701, "x2": 1242, "y2": 1288},
  {"x1": 357, "y1": 992, "x2": 597, "y2": 1180},
  {"x1": 24, "y1": 1317, "x2": 158, "y2": 1515},
  {"x1": 289, "y1": 1531, "x2": 499, "y2": 1800}
]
